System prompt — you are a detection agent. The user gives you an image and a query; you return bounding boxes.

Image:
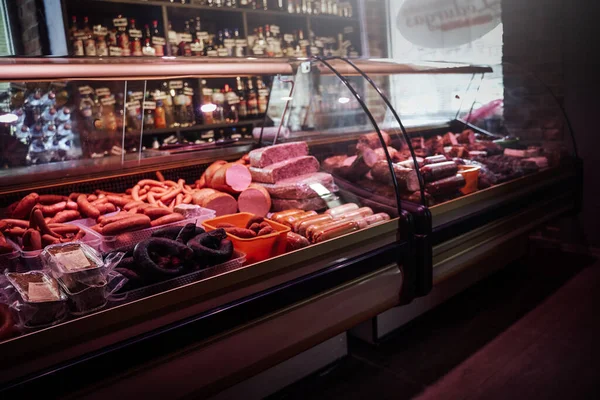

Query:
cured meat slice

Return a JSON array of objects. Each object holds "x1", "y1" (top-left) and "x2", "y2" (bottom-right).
[
  {"x1": 271, "y1": 197, "x2": 327, "y2": 212},
  {"x1": 238, "y1": 184, "x2": 272, "y2": 217},
  {"x1": 257, "y1": 172, "x2": 336, "y2": 199},
  {"x1": 249, "y1": 142, "x2": 309, "y2": 168},
  {"x1": 250, "y1": 156, "x2": 320, "y2": 184}
]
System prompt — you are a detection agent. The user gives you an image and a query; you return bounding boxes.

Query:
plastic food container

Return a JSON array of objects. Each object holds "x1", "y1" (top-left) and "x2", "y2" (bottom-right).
[
  {"x1": 16, "y1": 228, "x2": 102, "y2": 271},
  {"x1": 203, "y1": 213, "x2": 290, "y2": 264},
  {"x1": 57, "y1": 275, "x2": 108, "y2": 315},
  {"x1": 0, "y1": 240, "x2": 23, "y2": 272},
  {"x1": 458, "y1": 165, "x2": 481, "y2": 195},
  {"x1": 42, "y1": 243, "x2": 105, "y2": 287},
  {"x1": 75, "y1": 211, "x2": 215, "y2": 251},
  {"x1": 5, "y1": 270, "x2": 67, "y2": 328}
]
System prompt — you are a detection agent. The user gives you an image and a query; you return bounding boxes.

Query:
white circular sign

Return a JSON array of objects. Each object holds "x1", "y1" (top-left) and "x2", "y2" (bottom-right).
[{"x1": 396, "y1": 0, "x2": 502, "y2": 49}]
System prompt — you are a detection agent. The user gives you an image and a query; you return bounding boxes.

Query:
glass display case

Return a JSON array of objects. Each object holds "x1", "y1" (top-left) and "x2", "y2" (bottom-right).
[
  {"x1": 0, "y1": 57, "x2": 577, "y2": 396},
  {"x1": 0, "y1": 57, "x2": 418, "y2": 397}
]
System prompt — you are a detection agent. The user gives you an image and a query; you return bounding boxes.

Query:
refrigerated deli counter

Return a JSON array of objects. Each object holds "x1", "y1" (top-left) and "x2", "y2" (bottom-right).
[{"x1": 0, "y1": 57, "x2": 580, "y2": 397}]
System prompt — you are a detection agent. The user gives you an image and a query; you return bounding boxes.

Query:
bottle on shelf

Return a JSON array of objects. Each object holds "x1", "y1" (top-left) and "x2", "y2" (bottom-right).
[
  {"x1": 142, "y1": 24, "x2": 156, "y2": 56},
  {"x1": 233, "y1": 28, "x2": 246, "y2": 57},
  {"x1": 256, "y1": 77, "x2": 269, "y2": 115},
  {"x1": 212, "y1": 88, "x2": 225, "y2": 123},
  {"x1": 201, "y1": 85, "x2": 215, "y2": 125},
  {"x1": 143, "y1": 91, "x2": 156, "y2": 130},
  {"x1": 82, "y1": 17, "x2": 97, "y2": 56},
  {"x1": 246, "y1": 78, "x2": 259, "y2": 117},
  {"x1": 183, "y1": 81, "x2": 196, "y2": 126},
  {"x1": 224, "y1": 84, "x2": 239, "y2": 123},
  {"x1": 70, "y1": 16, "x2": 84, "y2": 56},
  {"x1": 236, "y1": 76, "x2": 248, "y2": 120},
  {"x1": 160, "y1": 81, "x2": 175, "y2": 127},
  {"x1": 152, "y1": 20, "x2": 165, "y2": 57},
  {"x1": 178, "y1": 21, "x2": 193, "y2": 56},
  {"x1": 129, "y1": 19, "x2": 143, "y2": 56},
  {"x1": 168, "y1": 21, "x2": 178, "y2": 56},
  {"x1": 115, "y1": 15, "x2": 130, "y2": 56}
]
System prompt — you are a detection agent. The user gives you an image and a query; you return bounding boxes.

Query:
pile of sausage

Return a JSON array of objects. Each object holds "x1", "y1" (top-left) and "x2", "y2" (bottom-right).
[
  {"x1": 215, "y1": 216, "x2": 275, "y2": 239},
  {"x1": 110, "y1": 224, "x2": 234, "y2": 291},
  {"x1": 271, "y1": 203, "x2": 391, "y2": 247},
  {"x1": 0, "y1": 206, "x2": 87, "y2": 253}
]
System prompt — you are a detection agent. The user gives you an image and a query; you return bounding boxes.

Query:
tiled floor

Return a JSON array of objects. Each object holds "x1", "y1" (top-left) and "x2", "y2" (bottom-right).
[{"x1": 270, "y1": 248, "x2": 600, "y2": 400}]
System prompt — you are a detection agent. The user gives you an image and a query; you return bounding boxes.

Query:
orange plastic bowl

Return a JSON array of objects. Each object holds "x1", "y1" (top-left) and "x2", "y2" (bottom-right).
[
  {"x1": 203, "y1": 213, "x2": 291, "y2": 265},
  {"x1": 458, "y1": 165, "x2": 481, "y2": 195}
]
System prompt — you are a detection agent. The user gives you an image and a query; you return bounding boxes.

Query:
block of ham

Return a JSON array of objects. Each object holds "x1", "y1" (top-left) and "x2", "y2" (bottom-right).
[
  {"x1": 358, "y1": 131, "x2": 391, "y2": 149},
  {"x1": 456, "y1": 129, "x2": 476, "y2": 145},
  {"x1": 257, "y1": 172, "x2": 336, "y2": 199},
  {"x1": 192, "y1": 188, "x2": 237, "y2": 217},
  {"x1": 238, "y1": 184, "x2": 272, "y2": 217},
  {"x1": 271, "y1": 197, "x2": 327, "y2": 212},
  {"x1": 249, "y1": 142, "x2": 309, "y2": 168},
  {"x1": 370, "y1": 160, "x2": 421, "y2": 192},
  {"x1": 209, "y1": 163, "x2": 252, "y2": 194},
  {"x1": 323, "y1": 155, "x2": 348, "y2": 174},
  {"x1": 250, "y1": 156, "x2": 320, "y2": 184}
]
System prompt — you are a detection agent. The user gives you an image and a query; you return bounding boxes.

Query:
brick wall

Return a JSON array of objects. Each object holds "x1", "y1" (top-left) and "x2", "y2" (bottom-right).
[{"x1": 16, "y1": 0, "x2": 43, "y2": 55}]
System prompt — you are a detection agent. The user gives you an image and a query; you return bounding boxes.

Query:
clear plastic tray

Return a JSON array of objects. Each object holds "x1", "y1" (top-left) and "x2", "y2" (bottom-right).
[
  {"x1": 15, "y1": 228, "x2": 103, "y2": 271},
  {"x1": 76, "y1": 211, "x2": 216, "y2": 251},
  {"x1": 0, "y1": 241, "x2": 23, "y2": 272},
  {"x1": 108, "y1": 251, "x2": 246, "y2": 304}
]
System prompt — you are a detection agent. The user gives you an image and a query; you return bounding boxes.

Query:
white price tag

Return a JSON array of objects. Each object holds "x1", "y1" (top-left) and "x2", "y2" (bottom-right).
[
  {"x1": 258, "y1": 89, "x2": 269, "y2": 96},
  {"x1": 28, "y1": 282, "x2": 59, "y2": 302},
  {"x1": 126, "y1": 101, "x2": 140, "y2": 111},
  {"x1": 96, "y1": 87, "x2": 111, "y2": 96},
  {"x1": 299, "y1": 40, "x2": 310, "y2": 47},
  {"x1": 190, "y1": 42, "x2": 203, "y2": 52},
  {"x1": 152, "y1": 36, "x2": 166, "y2": 46},
  {"x1": 253, "y1": 46, "x2": 264, "y2": 55},
  {"x1": 284, "y1": 34, "x2": 294, "y2": 43},
  {"x1": 271, "y1": 25, "x2": 280, "y2": 35},
  {"x1": 169, "y1": 81, "x2": 184, "y2": 89},
  {"x1": 344, "y1": 26, "x2": 354, "y2": 34},
  {"x1": 113, "y1": 18, "x2": 128, "y2": 27},
  {"x1": 202, "y1": 88, "x2": 213, "y2": 96},
  {"x1": 78, "y1": 85, "x2": 93, "y2": 95},
  {"x1": 315, "y1": 40, "x2": 324, "y2": 48},
  {"x1": 93, "y1": 25, "x2": 108, "y2": 36},
  {"x1": 55, "y1": 249, "x2": 91, "y2": 271},
  {"x1": 235, "y1": 39, "x2": 248, "y2": 47},
  {"x1": 224, "y1": 39, "x2": 235, "y2": 48},
  {"x1": 109, "y1": 46, "x2": 122, "y2": 56},
  {"x1": 143, "y1": 101, "x2": 156, "y2": 110},
  {"x1": 153, "y1": 92, "x2": 167, "y2": 100},
  {"x1": 217, "y1": 48, "x2": 229, "y2": 57},
  {"x1": 168, "y1": 30, "x2": 178, "y2": 43},
  {"x1": 198, "y1": 32, "x2": 210, "y2": 40},
  {"x1": 178, "y1": 33, "x2": 193, "y2": 43},
  {"x1": 207, "y1": 50, "x2": 218, "y2": 57},
  {"x1": 129, "y1": 29, "x2": 142, "y2": 39},
  {"x1": 131, "y1": 91, "x2": 144, "y2": 101},
  {"x1": 101, "y1": 96, "x2": 116, "y2": 106},
  {"x1": 183, "y1": 87, "x2": 194, "y2": 96}
]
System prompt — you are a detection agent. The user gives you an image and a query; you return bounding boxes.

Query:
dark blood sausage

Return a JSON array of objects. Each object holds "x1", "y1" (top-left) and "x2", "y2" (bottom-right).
[
  {"x1": 187, "y1": 229, "x2": 234, "y2": 267},
  {"x1": 249, "y1": 156, "x2": 320, "y2": 184},
  {"x1": 249, "y1": 142, "x2": 309, "y2": 168},
  {"x1": 133, "y1": 238, "x2": 194, "y2": 279},
  {"x1": 426, "y1": 174, "x2": 466, "y2": 196},
  {"x1": 420, "y1": 161, "x2": 459, "y2": 182},
  {"x1": 370, "y1": 160, "x2": 421, "y2": 192},
  {"x1": 176, "y1": 223, "x2": 202, "y2": 244},
  {"x1": 12, "y1": 193, "x2": 39, "y2": 219},
  {"x1": 151, "y1": 226, "x2": 185, "y2": 240}
]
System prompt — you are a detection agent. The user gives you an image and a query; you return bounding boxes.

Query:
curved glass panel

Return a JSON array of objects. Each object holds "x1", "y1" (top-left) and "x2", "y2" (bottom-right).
[{"x1": 273, "y1": 59, "x2": 407, "y2": 221}]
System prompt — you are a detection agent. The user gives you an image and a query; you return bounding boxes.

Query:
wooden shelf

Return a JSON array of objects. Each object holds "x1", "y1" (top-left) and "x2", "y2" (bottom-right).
[
  {"x1": 82, "y1": 0, "x2": 358, "y2": 21},
  {"x1": 143, "y1": 118, "x2": 264, "y2": 136}
]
